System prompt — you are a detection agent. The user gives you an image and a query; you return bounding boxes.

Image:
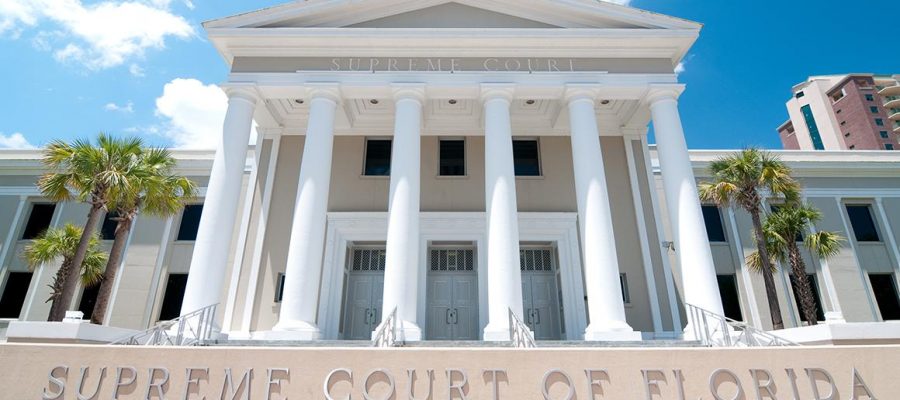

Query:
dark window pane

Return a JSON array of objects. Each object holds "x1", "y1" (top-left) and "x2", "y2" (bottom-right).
[
  {"x1": 21, "y1": 203, "x2": 56, "y2": 240},
  {"x1": 77, "y1": 283, "x2": 101, "y2": 320},
  {"x1": 870, "y1": 274, "x2": 900, "y2": 320},
  {"x1": 100, "y1": 212, "x2": 119, "y2": 240},
  {"x1": 800, "y1": 105, "x2": 824, "y2": 150},
  {"x1": 0, "y1": 272, "x2": 33, "y2": 318},
  {"x1": 275, "y1": 273, "x2": 286, "y2": 302},
  {"x1": 513, "y1": 140, "x2": 540, "y2": 176},
  {"x1": 701, "y1": 206, "x2": 727, "y2": 242},
  {"x1": 159, "y1": 274, "x2": 189, "y2": 321},
  {"x1": 791, "y1": 274, "x2": 825, "y2": 322},
  {"x1": 364, "y1": 139, "x2": 392, "y2": 176},
  {"x1": 716, "y1": 275, "x2": 743, "y2": 321},
  {"x1": 846, "y1": 205, "x2": 880, "y2": 242},
  {"x1": 176, "y1": 205, "x2": 203, "y2": 241},
  {"x1": 439, "y1": 140, "x2": 466, "y2": 176}
]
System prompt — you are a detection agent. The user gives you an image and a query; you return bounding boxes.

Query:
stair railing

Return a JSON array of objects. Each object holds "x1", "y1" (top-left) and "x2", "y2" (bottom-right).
[
  {"x1": 686, "y1": 303, "x2": 798, "y2": 347},
  {"x1": 111, "y1": 304, "x2": 218, "y2": 346},
  {"x1": 372, "y1": 307, "x2": 401, "y2": 347},
  {"x1": 508, "y1": 308, "x2": 536, "y2": 348}
]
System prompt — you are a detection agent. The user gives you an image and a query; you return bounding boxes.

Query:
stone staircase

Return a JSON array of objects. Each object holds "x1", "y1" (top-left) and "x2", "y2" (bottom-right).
[{"x1": 213, "y1": 339, "x2": 702, "y2": 348}]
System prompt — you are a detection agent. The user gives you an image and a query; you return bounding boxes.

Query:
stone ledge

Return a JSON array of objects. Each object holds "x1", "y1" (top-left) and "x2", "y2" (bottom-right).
[
  {"x1": 774, "y1": 322, "x2": 900, "y2": 345},
  {"x1": 5, "y1": 321, "x2": 139, "y2": 344}
]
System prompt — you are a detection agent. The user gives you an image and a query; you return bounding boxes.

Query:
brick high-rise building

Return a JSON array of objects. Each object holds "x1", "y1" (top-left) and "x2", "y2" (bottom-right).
[{"x1": 778, "y1": 74, "x2": 900, "y2": 150}]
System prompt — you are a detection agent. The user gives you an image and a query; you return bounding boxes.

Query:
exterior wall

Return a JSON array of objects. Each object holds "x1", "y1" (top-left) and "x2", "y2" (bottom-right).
[{"x1": 778, "y1": 121, "x2": 801, "y2": 150}]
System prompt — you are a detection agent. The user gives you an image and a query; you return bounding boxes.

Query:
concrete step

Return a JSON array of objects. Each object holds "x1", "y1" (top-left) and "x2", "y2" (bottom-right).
[{"x1": 213, "y1": 339, "x2": 703, "y2": 348}]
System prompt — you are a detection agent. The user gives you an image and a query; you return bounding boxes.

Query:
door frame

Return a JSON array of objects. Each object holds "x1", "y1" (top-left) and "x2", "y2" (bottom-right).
[
  {"x1": 520, "y1": 243, "x2": 564, "y2": 340},
  {"x1": 319, "y1": 212, "x2": 586, "y2": 340},
  {"x1": 339, "y1": 244, "x2": 386, "y2": 339}
]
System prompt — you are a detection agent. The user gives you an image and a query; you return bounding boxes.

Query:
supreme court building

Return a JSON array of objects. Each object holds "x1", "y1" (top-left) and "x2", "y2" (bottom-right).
[{"x1": 3, "y1": 0, "x2": 900, "y2": 349}]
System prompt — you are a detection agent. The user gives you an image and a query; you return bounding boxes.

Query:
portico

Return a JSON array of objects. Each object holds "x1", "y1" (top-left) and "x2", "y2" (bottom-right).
[{"x1": 180, "y1": 0, "x2": 724, "y2": 342}]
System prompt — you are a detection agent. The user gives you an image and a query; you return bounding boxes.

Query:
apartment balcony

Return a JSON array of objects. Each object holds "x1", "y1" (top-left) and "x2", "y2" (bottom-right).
[
  {"x1": 890, "y1": 108, "x2": 900, "y2": 121},
  {"x1": 878, "y1": 83, "x2": 900, "y2": 96},
  {"x1": 894, "y1": 121, "x2": 900, "y2": 133},
  {"x1": 885, "y1": 96, "x2": 900, "y2": 109}
]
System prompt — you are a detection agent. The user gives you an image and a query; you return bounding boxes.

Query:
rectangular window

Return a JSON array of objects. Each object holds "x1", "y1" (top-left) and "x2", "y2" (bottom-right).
[
  {"x1": 717, "y1": 274, "x2": 743, "y2": 321},
  {"x1": 620, "y1": 273, "x2": 630, "y2": 304},
  {"x1": 870, "y1": 106, "x2": 879, "y2": 114},
  {"x1": 881, "y1": 131, "x2": 890, "y2": 139},
  {"x1": 875, "y1": 119, "x2": 884, "y2": 126},
  {"x1": 886, "y1": 144, "x2": 895, "y2": 151},
  {"x1": 363, "y1": 139, "x2": 392, "y2": 176},
  {"x1": 100, "y1": 212, "x2": 119, "y2": 240},
  {"x1": 77, "y1": 283, "x2": 101, "y2": 320},
  {"x1": 158, "y1": 273, "x2": 188, "y2": 321},
  {"x1": 176, "y1": 204, "x2": 203, "y2": 241},
  {"x1": 791, "y1": 273, "x2": 825, "y2": 323},
  {"x1": 701, "y1": 205, "x2": 727, "y2": 242},
  {"x1": 21, "y1": 203, "x2": 56, "y2": 240},
  {"x1": 795, "y1": 91, "x2": 805, "y2": 99},
  {"x1": 866, "y1": 94, "x2": 875, "y2": 101},
  {"x1": 869, "y1": 274, "x2": 900, "y2": 320},
  {"x1": 846, "y1": 205, "x2": 880, "y2": 242},
  {"x1": 512, "y1": 139, "x2": 541, "y2": 176},
  {"x1": 438, "y1": 139, "x2": 466, "y2": 176},
  {"x1": 275, "y1": 273, "x2": 286, "y2": 303},
  {"x1": 800, "y1": 105, "x2": 825, "y2": 150},
  {"x1": 849, "y1": 145, "x2": 856, "y2": 150},
  {"x1": 0, "y1": 272, "x2": 33, "y2": 318}
]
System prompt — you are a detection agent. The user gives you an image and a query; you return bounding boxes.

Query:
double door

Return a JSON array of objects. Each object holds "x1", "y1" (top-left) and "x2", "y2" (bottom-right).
[
  {"x1": 426, "y1": 248, "x2": 479, "y2": 340},
  {"x1": 342, "y1": 248, "x2": 385, "y2": 340},
  {"x1": 520, "y1": 248, "x2": 563, "y2": 340}
]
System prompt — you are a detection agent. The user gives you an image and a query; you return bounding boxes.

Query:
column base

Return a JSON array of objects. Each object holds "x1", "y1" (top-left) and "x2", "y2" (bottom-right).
[
  {"x1": 583, "y1": 322, "x2": 642, "y2": 342},
  {"x1": 266, "y1": 320, "x2": 321, "y2": 340},
  {"x1": 372, "y1": 320, "x2": 422, "y2": 342}
]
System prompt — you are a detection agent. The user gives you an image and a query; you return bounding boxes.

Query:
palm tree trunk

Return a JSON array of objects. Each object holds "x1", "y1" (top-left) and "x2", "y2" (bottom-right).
[
  {"x1": 46, "y1": 259, "x2": 72, "y2": 321},
  {"x1": 90, "y1": 216, "x2": 132, "y2": 325},
  {"x1": 51, "y1": 203, "x2": 103, "y2": 321},
  {"x1": 788, "y1": 242, "x2": 819, "y2": 326},
  {"x1": 750, "y1": 208, "x2": 784, "y2": 330}
]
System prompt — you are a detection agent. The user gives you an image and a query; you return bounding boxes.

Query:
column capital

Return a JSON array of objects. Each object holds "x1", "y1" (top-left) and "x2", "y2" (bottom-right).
[
  {"x1": 645, "y1": 84, "x2": 685, "y2": 106},
  {"x1": 563, "y1": 85, "x2": 600, "y2": 104},
  {"x1": 392, "y1": 84, "x2": 426, "y2": 103},
  {"x1": 222, "y1": 84, "x2": 261, "y2": 105},
  {"x1": 480, "y1": 84, "x2": 516, "y2": 103},
  {"x1": 305, "y1": 84, "x2": 342, "y2": 105}
]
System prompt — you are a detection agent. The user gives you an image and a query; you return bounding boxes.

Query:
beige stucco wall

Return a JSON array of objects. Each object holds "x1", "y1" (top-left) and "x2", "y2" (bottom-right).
[{"x1": 2, "y1": 343, "x2": 897, "y2": 399}]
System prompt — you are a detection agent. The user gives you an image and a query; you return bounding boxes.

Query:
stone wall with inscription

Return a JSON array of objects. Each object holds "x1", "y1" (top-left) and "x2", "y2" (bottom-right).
[{"x1": 3, "y1": 343, "x2": 893, "y2": 399}]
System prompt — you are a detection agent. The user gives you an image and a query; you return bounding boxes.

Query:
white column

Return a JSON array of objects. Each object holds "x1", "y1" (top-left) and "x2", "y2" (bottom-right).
[
  {"x1": 181, "y1": 87, "x2": 257, "y2": 316},
  {"x1": 381, "y1": 87, "x2": 425, "y2": 341},
  {"x1": 566, "y1": 90, "x2": 639, "y2": 341},
  {"x1": 481, "y1": 87, "x2": 527, "y2": 341},
  {"x1": 648, "y1": 87, "x2": 726, "y2": 327},
  {"x1": 273, "y1": 88, "x2": 340, "y2": 339}
]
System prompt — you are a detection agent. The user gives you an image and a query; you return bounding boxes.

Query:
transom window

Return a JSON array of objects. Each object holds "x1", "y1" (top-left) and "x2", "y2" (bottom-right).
[
  {"x1": 846, "y1": 205, "x2": 880, "y2": 242},
  {"x1": 351, "y1": 248, "x2": 387, "y2": 271},
  {"x1": 431, "y1": 249, "x2": 475, "y2": 272},
  {"x1": 512, "y1": 139, "x2": 541, "y2": 176},
  {"x1": 363, "y1": 139, "x2": 392, "y2": 176},
  {"x1": 520, "y1": 248, "x2": 553, "y2": 272},
  {"x1": 439, "y1": 139, "x2": 465, "y2": 176}
]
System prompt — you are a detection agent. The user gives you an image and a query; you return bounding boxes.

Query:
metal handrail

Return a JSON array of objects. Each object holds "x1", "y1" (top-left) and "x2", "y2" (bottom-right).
[
  {"x1": 685, "y1": 303, "x2": 798, "y2": 347},
  {"x1": 372, "y1": 307, "x2": 401, "y2": 347},
  {"x1": 111, "y1": 304, "x2": 219, "y2": 346},
  {"x1": 508, "y1": 308, "x2": 536, "y2": 348}
]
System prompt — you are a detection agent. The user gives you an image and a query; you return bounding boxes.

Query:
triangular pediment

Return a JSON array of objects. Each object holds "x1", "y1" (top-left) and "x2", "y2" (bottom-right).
[{"x1": 205, "y1": 0, "x2": 701, "y2": 30}]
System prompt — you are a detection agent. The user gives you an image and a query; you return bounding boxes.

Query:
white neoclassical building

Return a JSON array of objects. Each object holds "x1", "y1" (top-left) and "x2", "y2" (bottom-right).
[{"x1": 2, "y1": 0, "x2": 900, "y2": 346}]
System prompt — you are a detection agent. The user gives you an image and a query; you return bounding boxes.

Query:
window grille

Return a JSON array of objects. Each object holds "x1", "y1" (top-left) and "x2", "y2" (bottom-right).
[
  {"x1": 429, "y1": 249, "x2": 475, "y2": 271},
  {"x1": 520, "y1": 249, "x2": 554, "y2": 272},
  {"x1": 351, "y1": 249, "x2": 386, "y2": 271}
]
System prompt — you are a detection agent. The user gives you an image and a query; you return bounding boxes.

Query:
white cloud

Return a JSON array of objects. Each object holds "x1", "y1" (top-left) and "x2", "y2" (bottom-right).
[
  {"x1": 154, "y1": 78, "x2": 258, "y2": 149},
  {"x1": 1, "y1": 0, "x2": 194, "y2": 70},
  {"x1": 104, "y1": 101, "x2": 134, "y2": 113},
  {"x1": 0, "y1": 132, "x2": 37, "y2": 149},
  {"x1": 674, "y1": 62, "x2": 685, "y2": 75},
  {"x1": 129, "y1": 63, "x2": 145, "y2": 77}
]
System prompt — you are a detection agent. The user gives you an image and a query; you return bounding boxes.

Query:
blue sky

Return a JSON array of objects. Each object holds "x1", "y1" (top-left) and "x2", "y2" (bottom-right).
[{"x1": 0, "y1": 0, "x2": 896, "y2": 150}]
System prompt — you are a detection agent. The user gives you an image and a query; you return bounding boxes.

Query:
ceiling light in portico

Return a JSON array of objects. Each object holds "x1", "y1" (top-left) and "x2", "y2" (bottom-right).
[
  {"x1": 449, "y1": 99, "x2": 458, "y2": 105},
  {"x1": 525, "y1": 100, "x2": 535, "y2": 105},
  {"x1": 600, "y1": 100, "x2": 611, "y2": 105},
  {"x1": 370, "y1": 99, "x2": 380, "y2": 105},
  {"x1": 294, "y1": 99, "x2": 304, "y2": 104}
]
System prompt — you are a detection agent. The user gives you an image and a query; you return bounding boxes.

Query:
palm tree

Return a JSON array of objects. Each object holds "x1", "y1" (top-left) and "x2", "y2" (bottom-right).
[
  {"x1": 22, "y1": 224, "x2": 107, "y2": 321},
  {"x1": 698, "y1": 148, "x2": 800, "y2": 330},
  {"x1": 90, "y1": 148, "x2": 196, "y2": 325},
  {"x1": 38, "y1": 133, "x2": 143, "y2": 321},
  {"x1": 747, "y1": 203, "x2": 843, "y2": 326}
]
